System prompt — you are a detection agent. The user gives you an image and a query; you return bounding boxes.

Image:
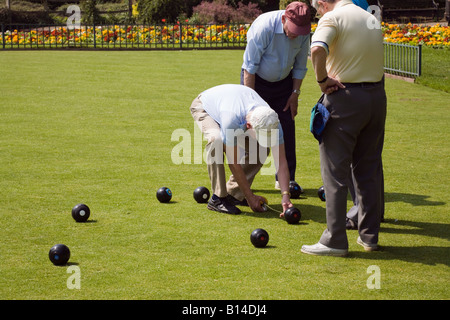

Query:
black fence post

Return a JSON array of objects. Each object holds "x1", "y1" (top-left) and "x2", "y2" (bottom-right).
[
  {"x1": 93, "y1": 21, "x2": 96, "y2": 48},
  {"x1": 446, "y1": 0, "x2": 450, "y2": 24},
  {"x1": 1, "y1": 24, "x2": 4, "y2": 49},
  {"x1": 179, "y1": 22, "x2": 182, "y2": 50},
  {"x1": 418, "y1": 44, "x2": 422, "y2": 77}
]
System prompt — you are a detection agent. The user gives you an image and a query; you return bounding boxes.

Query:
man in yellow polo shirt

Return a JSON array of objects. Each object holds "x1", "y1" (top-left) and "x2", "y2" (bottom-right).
[{"x1": 302, "y1": 0, "x2": 386, "y2": 256}]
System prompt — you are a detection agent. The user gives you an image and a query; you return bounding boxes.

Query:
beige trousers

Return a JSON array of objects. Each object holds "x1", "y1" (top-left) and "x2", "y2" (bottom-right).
[{"x1": 190, "y1": 96, "x2": 269, "y2": 200}]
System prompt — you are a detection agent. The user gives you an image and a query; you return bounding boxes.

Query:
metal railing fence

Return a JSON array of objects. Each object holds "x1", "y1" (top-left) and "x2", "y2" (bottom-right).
[
  {"x1": 384, "y1": 42, "x2": 422, "y2": 78},
  {"x1": 0, "y1": 23, "x2": 250, "y2": 50}
]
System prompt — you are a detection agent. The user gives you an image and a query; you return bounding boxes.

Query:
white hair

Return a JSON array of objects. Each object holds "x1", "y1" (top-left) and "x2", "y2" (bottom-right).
[
  {"x1": 248, "y1": 106, "x2": 279, "y2": 131},
  {"x1": 311, "y1": 0, "x2": 337, "y2": 10}
]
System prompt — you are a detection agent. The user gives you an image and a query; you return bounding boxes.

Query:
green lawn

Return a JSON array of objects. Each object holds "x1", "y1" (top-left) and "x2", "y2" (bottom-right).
[
  {"x1": 416, "y1": 47, "x2": 450, "y2": 93},
  {"x1": 0, "y1": 50, "x2": 448, "y2": 301}
]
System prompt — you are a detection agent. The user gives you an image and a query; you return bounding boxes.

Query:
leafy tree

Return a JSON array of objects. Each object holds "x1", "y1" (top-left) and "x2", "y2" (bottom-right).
[
  {"x1": 80, "y1": 0, "x2": 102, "y2": 24},
  {"x1": 137, "y1": 0, "x2": 200, "y2": 24}
]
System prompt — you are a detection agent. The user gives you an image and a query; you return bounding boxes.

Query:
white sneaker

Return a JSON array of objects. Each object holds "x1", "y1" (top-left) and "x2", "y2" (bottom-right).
[
  {"x1": 301, "y1": 242, "x2": 348, "y2": 257},
  {"x1": 357, "y1": 237, "x2": 379, "y2": 251},
  {"x1": 275, "y1": 181, "x2": 281, "y2": 190}
]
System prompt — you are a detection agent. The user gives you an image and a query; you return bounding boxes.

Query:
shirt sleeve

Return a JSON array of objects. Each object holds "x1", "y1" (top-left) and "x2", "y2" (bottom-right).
[
  {"x1": 311, "y1": 15, "x2": 337, "y2": 56},
  {"x1": 292, "y1": 35, "x2": 310, "y2": 80},
  {"x1": 242, "y1": 22, "x2": 273, "y2": 75}
]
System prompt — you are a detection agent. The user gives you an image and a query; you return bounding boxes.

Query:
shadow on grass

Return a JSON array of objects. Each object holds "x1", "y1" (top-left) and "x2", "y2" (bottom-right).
[
  {"x1": 256, "y1": 187, "x2": 446, "y2": 206},
  {"x1": 384, "y1": 193, "x2": 446, "y2": 207},
  {"x1": 250, "y1": 188, "x2": 446, "y2": 221},
  {"x1": 381, "y1": 219, "x2": 450, "y2": 241},
  {"x1": 250, "y1": 188, "x2": 449, "y2": 265},
  {"x1": 79, "y1": 220, "x2": 97, "y2": 223},
  {"x1": 254, "y1": 245, "x2": 277, "y2": 249},
  {"x1": 349, "y1": 245, "x2": 450, "y2": 267},
  {"x1": 350, "y1": 218, "x2": 450, "y2": 266},
  {"x1": 300, "y1": 189, "x2": 446, "y2": 207},
  {"x1": 242, "y1": 203, "x2": 326, "y2": 224},
  {"x1": 248, "y1": 188, "x2": 326, "y2": 223},
  {"x1": 53, "y1": 262, "x2": 79, "y2": 267},
  {"x1": 253, "y1": 188, "x2": 320, "y2": 199}
]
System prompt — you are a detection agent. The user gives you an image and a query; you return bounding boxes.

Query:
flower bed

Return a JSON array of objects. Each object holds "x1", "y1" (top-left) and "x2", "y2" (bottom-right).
[
  {"x1": 1, "y1": 22, "x2": 448, "y2": 49},
  {"x1": 382, "y1": 22, "x2": 449, "y2": 48},
  {"x1": 0, "y1": 23, "x2": 250, "y2": 49}
]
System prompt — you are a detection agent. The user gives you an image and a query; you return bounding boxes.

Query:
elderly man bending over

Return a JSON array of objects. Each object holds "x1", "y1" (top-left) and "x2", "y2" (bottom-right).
[{"x1": 190, "y1": 84, "x2": 293, "y2": 215}]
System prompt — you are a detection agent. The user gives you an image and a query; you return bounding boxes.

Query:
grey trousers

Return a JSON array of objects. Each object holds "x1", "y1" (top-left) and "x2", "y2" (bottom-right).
[
  {"x1": 319, "y1": 81, "x2": 387, "y2": 249},
  {"x1": 347, "y1": 164, "x2": 385, "y2": 222}
]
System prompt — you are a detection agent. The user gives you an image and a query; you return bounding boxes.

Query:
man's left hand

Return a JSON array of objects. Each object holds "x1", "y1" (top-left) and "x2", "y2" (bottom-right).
[{"x1": 283, "y1": 93, "x2": 299, "y2": 120}]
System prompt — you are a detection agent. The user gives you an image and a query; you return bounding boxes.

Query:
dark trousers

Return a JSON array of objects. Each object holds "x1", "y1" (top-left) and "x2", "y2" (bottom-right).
[
  {"x1": 240, "y1": 70, "x2": 296, "y2": 181},
  {"x1": 319, "y1": 81, "x2": 387, "y2": 249}
]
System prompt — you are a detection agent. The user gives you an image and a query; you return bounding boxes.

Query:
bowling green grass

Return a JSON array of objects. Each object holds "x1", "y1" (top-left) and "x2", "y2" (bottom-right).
[{"x1": 0, "y1": 50, "x2": 448, "y2": 303}]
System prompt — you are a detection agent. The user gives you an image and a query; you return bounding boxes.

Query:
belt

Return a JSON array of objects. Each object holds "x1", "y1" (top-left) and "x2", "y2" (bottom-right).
[{"x1": 342, "y1": 79, "x2": 384, "y2": 88}]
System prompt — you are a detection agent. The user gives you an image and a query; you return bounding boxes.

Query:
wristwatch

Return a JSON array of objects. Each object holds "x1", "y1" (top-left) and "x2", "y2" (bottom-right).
[{"x1": 292, "y1": 89, "x2": 301, "y2": 95}]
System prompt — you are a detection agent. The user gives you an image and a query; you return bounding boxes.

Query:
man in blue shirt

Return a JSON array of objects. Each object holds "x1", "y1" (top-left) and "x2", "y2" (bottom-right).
[
  {"x1": 190, "y1": 84, "x2": 293, "y2": 215},
  {"x1": 241, "y1": 1, "x2": 311, "y2": 192}
]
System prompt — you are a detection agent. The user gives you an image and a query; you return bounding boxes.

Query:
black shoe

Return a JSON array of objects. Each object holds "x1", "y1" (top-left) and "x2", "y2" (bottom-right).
[
  {"x1": 207, "y1": 196, "x2": 241, "y2": 214},
  {"x1": 225, "y1": 194, "x2": 248, "y2": 206},
  {"x1": 346, "y1": 218, "x2": 357, "y2": 230}
]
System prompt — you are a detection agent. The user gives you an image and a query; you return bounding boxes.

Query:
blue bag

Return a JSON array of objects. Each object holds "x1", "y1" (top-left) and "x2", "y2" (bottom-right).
[{"x1": 310, "y1": 94, "x2": 330, "y2": 143}]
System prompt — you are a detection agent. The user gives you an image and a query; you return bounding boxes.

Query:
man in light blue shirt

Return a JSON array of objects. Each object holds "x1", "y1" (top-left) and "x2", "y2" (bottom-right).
[
  {"x1": 190, "y1": 84, "x2": 293, "y2": 215},
  {"x1": 242, "y1": 10, "x2": 310, "y2": 83},
  {"x1": 241, "y1": 2, "x2": 311, "y2": 192}
]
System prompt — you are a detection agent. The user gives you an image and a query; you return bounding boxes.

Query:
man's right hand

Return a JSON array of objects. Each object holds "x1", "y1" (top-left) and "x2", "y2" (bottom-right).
[
  {"x1": 319, "y1": 76, "x2": 346, "y2": 95},
  {"x1": 246, "y1": 194, "x2": 266, "y2": 212}
]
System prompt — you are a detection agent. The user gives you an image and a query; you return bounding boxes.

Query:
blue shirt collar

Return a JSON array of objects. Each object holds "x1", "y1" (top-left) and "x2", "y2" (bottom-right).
[{"x1": 275, "y1": 10, "x2": 285, "y2": 34}]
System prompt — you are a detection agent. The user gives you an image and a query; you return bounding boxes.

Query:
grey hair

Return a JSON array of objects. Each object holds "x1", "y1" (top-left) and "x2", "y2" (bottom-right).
[{"x1": 311, "y1": 0, "x2": 336, "y2": 10}]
